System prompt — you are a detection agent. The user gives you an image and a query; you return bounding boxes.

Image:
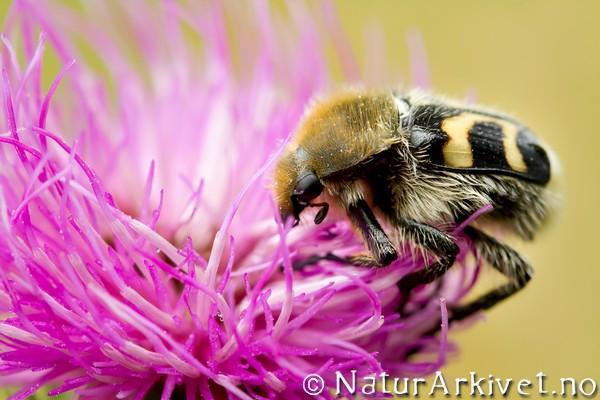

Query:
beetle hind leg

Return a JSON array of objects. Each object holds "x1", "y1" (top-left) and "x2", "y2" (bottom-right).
[
  {"x1": 402, "y1": 226, "x2": 533, "y2": 357},
  {"x1": 448, "y1": 226, "x2": 533, "y2": 322}
]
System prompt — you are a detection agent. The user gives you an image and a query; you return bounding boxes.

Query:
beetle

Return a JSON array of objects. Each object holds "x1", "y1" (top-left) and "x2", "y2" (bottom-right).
[{"x1": 273, "y1": 89, "x2": 558, "y2": 321}]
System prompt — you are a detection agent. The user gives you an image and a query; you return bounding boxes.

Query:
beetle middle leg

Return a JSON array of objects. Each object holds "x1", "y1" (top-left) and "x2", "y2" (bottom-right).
[{"x1": 394, "y1": 219, "x2": 459, "y2": 313}]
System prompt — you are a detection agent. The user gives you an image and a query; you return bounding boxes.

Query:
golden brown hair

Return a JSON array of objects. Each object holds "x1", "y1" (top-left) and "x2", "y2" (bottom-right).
[{"x1": 273, "y1": 89, "x2": 401, "y2": 217}]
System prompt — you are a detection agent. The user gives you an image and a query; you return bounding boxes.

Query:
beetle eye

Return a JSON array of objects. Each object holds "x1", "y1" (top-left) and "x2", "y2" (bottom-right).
[
  {"x1": 290, "y1": 173, "x2": 325, "y2": 225},
  {"x1": 293, "y1": 173, "x2": 323, "y2": 202}
]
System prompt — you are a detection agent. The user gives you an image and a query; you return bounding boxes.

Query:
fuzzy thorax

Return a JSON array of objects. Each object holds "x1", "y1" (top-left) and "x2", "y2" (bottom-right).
[{"x1": 273, "y1": 89, "x2": 401, "y2": 219}]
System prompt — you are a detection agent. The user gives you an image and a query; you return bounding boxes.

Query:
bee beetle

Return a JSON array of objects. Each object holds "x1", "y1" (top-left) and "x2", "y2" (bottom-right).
[{"x1": 273, "y1": 89, "x2": 558, "y2": 322}]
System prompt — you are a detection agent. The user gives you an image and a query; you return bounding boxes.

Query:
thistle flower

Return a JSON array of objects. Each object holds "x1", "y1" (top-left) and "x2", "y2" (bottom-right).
[{"x1": 0, "y1": 1, "x2": 484, "y2": 399}]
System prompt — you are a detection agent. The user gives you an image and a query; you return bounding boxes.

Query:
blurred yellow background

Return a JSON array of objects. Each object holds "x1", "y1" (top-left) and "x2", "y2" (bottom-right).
[
  {"x1": 1, "y1": 1, "x2": 599, "y2": 399},
  {"x1": 332, "y1": 1, "x2": 600, "y2": 397}
]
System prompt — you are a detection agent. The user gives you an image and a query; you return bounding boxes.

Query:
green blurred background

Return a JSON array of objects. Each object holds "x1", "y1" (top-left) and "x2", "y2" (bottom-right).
[{"x1": 0, "y1": 1, "x2": 599, "y2": 399}]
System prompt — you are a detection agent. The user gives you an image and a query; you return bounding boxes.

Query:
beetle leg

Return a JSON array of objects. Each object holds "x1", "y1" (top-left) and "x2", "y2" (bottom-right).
[
  {"x1": 346, "y1": 199, "x2": 398, "y2": 267},
  {"x1": 405, "y1": 225, "x2": 534, "y2": 349},
  {"x1": 291, "y1": 199, "x2": 397, "y2": 270},
  {"x1": 290, "y1": 252, "x2": 345, "y2": 270},
  {"x1": 290, "y1": 251, "x2": 388, "y2": 270},
  {"x1": 395, "y1": 219, "x2": 459, "y2": 313},
  {"x1": 448, "y1": 226, "x2": 533, "y2": 322}
]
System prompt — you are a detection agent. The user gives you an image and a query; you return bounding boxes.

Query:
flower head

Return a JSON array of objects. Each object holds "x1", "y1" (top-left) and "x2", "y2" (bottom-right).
[{"x1": 0, "y1": 1, "x2": 482, "y2": 398}]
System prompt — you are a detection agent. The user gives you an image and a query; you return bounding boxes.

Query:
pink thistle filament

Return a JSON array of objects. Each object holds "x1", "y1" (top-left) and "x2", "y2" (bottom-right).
[{"x1": 0, "y1": 1, "x2": 483, "y2": 399}]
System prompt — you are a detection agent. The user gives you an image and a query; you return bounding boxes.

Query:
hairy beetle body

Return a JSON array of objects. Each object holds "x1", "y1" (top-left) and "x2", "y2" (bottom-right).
[{"x1": 273, "y1": 89, "x2": 558, "y2": 323}]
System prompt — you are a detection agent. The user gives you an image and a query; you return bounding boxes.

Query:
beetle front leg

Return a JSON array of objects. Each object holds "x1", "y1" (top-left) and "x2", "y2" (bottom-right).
[
  {"x1": 346, "y1": 199, "x2": 398, "y2": 267},
  {"x1": 290, "y1": 199, "x2": 396, "y2": 270}
]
